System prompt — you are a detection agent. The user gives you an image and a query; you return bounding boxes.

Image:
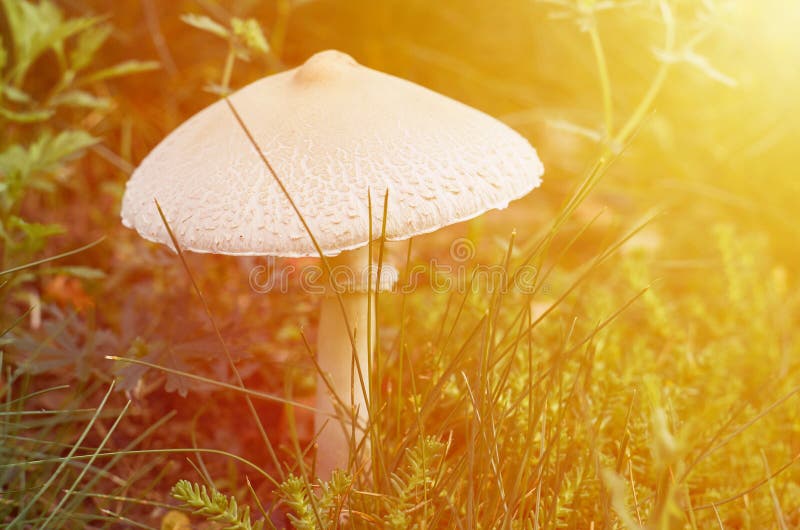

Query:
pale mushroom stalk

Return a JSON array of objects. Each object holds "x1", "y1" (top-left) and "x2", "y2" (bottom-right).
[{"x1": 315, "y1": 246, "x2": 373, "y2": 479}]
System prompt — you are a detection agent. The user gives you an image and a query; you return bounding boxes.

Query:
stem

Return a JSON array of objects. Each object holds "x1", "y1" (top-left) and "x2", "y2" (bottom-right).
[
  {"x1": 315, "y1": 246, "x2": 373, "y2": 480},
  {"x1": 588, "y1": 16, "x2": 614, "y2": 139},
  {"x1": 220, "y1": 46, "x2": 236, "y2": 95},
  {"x1": 270, "y1": 0, "x2": 291, "y2": 60},
  {"x1": 612, "y1": 0, "x2": 676, "y2": 147}
]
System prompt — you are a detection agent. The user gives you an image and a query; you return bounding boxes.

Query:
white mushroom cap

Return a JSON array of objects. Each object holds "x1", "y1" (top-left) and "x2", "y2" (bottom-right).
[{"x1": 121, "y1": 50, "x2": 544, "y2": 257}]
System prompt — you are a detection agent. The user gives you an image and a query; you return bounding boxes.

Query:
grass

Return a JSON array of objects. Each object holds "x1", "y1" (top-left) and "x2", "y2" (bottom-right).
[{"x1": 2, "y1": 0, "x2": 800, "y2": 528}]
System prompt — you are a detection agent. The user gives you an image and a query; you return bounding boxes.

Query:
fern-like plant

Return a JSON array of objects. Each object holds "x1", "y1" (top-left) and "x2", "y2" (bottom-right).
[
  {"x1": 385, "y1": 436, "x2": 446, "y2": 528},
  {"x1": 277, "y1": 470, "x2": 352, "y2": 530},
  {"x1": 171, "y1": 479, "x2": 264, "y2": 530}
]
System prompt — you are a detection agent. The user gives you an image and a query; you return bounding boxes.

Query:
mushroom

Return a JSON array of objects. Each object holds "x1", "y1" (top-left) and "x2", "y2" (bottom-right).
[{"x1": 121, "y1": 49, "x2": 544, "y2": 479}]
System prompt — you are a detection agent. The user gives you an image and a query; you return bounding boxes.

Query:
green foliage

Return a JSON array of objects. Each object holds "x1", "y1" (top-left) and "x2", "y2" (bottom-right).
[
  {"x1": 0, "y1": 0, "x2": 100, "y2": 86},
  {"x1": 278, "y1": 475, "x2": 320, "y2": 530},
  {"x1": 231, "y1": 17, "x2": 270, "y2": 55},
  {"x1": 0, "y1": 0, "x2": 155, "y2": 304},
  {"x1": 0, "y1": 130, "x2": 98, "y2": 201},
  {"x1": 2, "y1": 0, "x2": 798, "y2": 528},
  {"x1": 180, "y1": 13, "x2": 230, "y2": 40},
  {"x1": 0, "y1": 344, "x2": 142, "y2": 528},
  {"x1": 384, "y1": 436, "x2": 446, "y2": 528},
  {"x1": 0, "y1": 4, "x2": 157, "y2": 523},
  {"x1": 181, "y1": 12, "x2": 270, "y2": 57},
  {"x1": 277, "y1": 470, "x2": 352, "y2": 530},
  {"x1": 80, "y1": 60, "x2": 159, "y2": 84},
  {"x1": 171, "y1": 479, "x2": 264, "y2": 530},
  {"x1": 180, "y1": 10, "x2": 270, "y2": 94},
  {"x1": 156, "y1": 2, "x2": 800, "y2": 528}
]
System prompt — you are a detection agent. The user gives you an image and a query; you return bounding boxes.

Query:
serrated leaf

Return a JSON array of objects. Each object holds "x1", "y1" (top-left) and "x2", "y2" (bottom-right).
[
  {"x1": 180, "y1": 13, "x2": 229, "y2": 39},
  {"x1": 7, "y1": 216, "x2": 66, "y2": 240},
  {"x1": 50, "y1": 90, "x2": 111, "y2": 110},
  {"x1": 1, "y1": 0, "x2": 102, "y2": 84},
  {"x1": 0, "y1": 106, "x2": 54, "y2": 123},
  {"x1": 0, "y1": 130, "x2": 98, "y2": 177},
  {"x1": 81, "y1": 60, "x2": 159, "y2": 84},
  {"x1": 38, "y1": 129, "x2": 99, "y2": 168},
  {"x1": 69, "y1": 23, "x2": 112, "y2": 72},
  {"x1": 231, "y1": 17, "x2": 270, "y2": 55},
  {"x1": 4, "y1": 216, "x2": 65, "y2": 253}
]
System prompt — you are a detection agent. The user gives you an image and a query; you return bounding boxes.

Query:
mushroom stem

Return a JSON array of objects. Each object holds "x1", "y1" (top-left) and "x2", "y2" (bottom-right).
[{"x1": 315, "y1": 246, "x2": 373, "y2": 480}]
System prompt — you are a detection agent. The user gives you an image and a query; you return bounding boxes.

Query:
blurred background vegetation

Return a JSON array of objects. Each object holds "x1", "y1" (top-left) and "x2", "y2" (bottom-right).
[{"x1": 1, "y1": 0, "x2": 799, "y2": 528}]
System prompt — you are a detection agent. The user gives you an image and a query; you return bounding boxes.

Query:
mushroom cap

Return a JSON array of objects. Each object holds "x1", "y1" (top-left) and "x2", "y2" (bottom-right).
[{"x1": 121, "y1": 50, "x2": 544, "y2": 257}]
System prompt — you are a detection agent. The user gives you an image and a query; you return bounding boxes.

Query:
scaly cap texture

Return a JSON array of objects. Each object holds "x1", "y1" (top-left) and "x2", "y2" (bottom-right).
[{"x1": 121, "y1": 50, "x2": 544, "y2": 257}]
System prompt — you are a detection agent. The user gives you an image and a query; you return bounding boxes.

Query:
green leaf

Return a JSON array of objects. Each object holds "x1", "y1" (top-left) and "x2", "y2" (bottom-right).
[
  {"x1": 7, "y1": 216, "x2": 65, "y2": 239},
  {"x1": 0, "y1": 106, "x2": 54, "y2": 123},
  {"x1": 0, "y1": 130, "x2": 99, "y2": 178},
  {"x1": 39, "y1": 265, "x2": 106, "y2": 280},
  {"x1": 69, "y1": 23, "x2": 112, "y2": 72},
  {"x1": 1, "y1": 84, "x2": 31, "y2": 104},
  {"x1": 0, "y1": 144, "x2": 29, "y2": 178},
  {"x1": 231, "y1": 17, "x2": 270, "y2": 55},
  {"x1": 50, "y1": 90, "x2": 111, "y2": 110},
  {"x1": 37, "y1": 129, "x2": 99, "y2": 169},
  {"x1": 180, "y1": 13, "x2": 230, "y2": 39},
  {"x1": 4, "y1": 216, "x2": 65, "y2": 252},
  {"x1": 171, "y1": 480, "x2": 263, "y2": 530},
  {"x1": 1, "y1": 0, "x2": 102, "y2": 84},
  {"x1": 81, "y1": 60, "x2": 160, "y2": 84}
]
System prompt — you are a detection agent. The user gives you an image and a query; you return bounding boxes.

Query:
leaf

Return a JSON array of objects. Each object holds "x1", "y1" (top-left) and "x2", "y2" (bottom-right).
[
  {"x1": 202, "y1": 83, "x2": 230, "y2": 96},
  {"x1": 49, "y1": 90, "x2": 111, "y2": 110},
  {"x1": 180, "y1": 13, "x2": 230, "y2": 39},
  {"x1": 0, "y1": 106, "x2": 54, "y2": 123},
  {"x1": 1, "y1": 0, "x2": 102, "y2": 84},
  {"x1": 112, "y1": 337, "x2": 150, "y2": 393},
  {"x1": 1, "y1": 84, "x2": 33, "y2": 104},
  {"x1": 0, "y1": 130, "x2": 99, "y2": 178},
  {"x1": 0, "y1": 38, "x2": 6, "y2": 70},
  {"x1": 4, "y1": 216, "x2": 65, "y2": 253},
  {"x1": 40, "y1": 266, "x2": 106, "y2": 280},
  {"x1": 162, "y1": 349, "x2": 190, "y2": 397},
  {"x1": 1, "y1": 0, "x2": 63, "y2": 80},
  {"x1": 37, "y1": 129, "x2": 99, "y2": 169},
  {"x1": 9, "y1": 306, "x2": 117, "y2": 379},
  {"x1": 69, "y1": 23, "x2": 112, "y2": 72},
  {"x1": 80, "y1": 60, "x2": 160, "y2": 84},
  {"x1": 7, "y1": 217, "x2": 65, "y2": 239},
  {"x1": 231, "y1": 17, "x2": 270, "y2": 55},
  {"x1": 171, "y1": 480, "x2": 263, "y2": 530}
]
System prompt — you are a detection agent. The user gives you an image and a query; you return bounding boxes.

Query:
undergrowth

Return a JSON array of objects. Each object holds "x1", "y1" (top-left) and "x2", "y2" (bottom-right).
[{"x1": 2, "y1": 0, "x2": 798, "y2": 529}]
